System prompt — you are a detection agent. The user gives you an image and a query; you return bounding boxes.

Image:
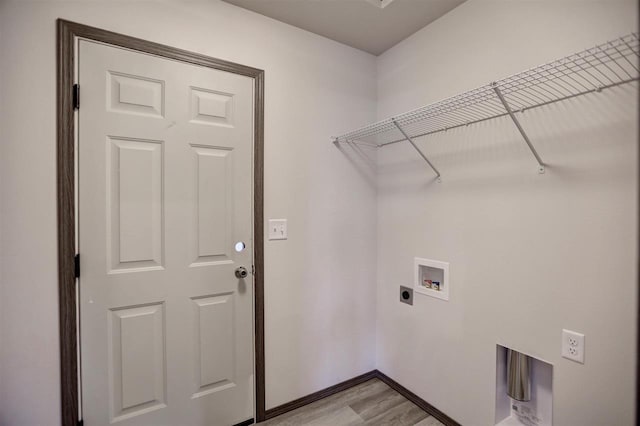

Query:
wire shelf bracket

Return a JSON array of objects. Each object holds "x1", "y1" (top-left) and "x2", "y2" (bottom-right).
[
  {"x1": 491, "y1": 83, "x2": 546, "y2": 174},
  {"x1": 332, "y1": 33, "x2": 640, "y2": 179},
  {"x1": 392, "y1": 118, "x2": 442, "y2": 181}
]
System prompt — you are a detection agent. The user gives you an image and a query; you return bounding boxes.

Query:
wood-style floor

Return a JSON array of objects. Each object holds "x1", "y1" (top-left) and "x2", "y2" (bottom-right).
[{"x1": 262, "y1": 378, "x2": 444, "y2": 426}]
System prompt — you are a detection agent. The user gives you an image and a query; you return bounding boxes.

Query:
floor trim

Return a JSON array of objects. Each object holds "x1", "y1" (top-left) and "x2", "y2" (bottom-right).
[
  {"x1": 233, "y1": 419, "x2": 255, "y2": 426},
  {"x1": 263, "y1": 370, "x2": 378, "y2": 420},
  {"x1": 374, "y1": 370, "x2": 461, "y2": 426},
  {"x1": 261, "y1": 369, "x2": 460, "y2": 425}
]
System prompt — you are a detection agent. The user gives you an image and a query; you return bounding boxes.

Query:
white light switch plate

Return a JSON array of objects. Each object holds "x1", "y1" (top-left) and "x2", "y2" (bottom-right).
[
  {"x1": 268, "y1": 219, "x2": 287, "y2": 240},
  {"x1": 562, "y1": 329, "x2": 585, "y2": 364}
]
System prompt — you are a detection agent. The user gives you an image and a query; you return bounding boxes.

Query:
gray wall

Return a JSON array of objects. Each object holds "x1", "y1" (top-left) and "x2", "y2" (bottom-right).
[{"x1": 375, "y1": 1, "x2": 638, "y2": 425}]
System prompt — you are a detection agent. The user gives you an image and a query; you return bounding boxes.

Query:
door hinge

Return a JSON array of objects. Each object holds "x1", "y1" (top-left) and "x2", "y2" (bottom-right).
[
  {"x1": 252, "y1": 265, "x2": 255, "y2": 275},
  {"x1": 74, "y1": 254, "x2": 80, "y2": 279},
  {"x1": 77, "y1": 419, "x2": 84, "y2": 426},
  {"x1": 73, "y1": 84, "x2": 80, "y2": 110}
]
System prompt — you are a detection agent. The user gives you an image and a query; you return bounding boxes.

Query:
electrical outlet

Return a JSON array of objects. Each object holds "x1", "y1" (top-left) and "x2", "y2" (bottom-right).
[
  {"x1": 399, "y1": 286, "x2": 413, "y2": 305},
  {"x1": 562, "y1": 329, "x2": 585, "y2": 364}
]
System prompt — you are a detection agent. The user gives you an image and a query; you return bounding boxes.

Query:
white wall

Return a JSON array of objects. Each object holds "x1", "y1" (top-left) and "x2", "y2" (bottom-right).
[
  {"x1": 0, "y1": 1, "x2": 378, "y2": 424},
  {"x1": 375, "y1": 1, "x2": 638, "y2": 425},
  {"x1": 2, "y1": 1, "x2": 638, "y2": 425}
]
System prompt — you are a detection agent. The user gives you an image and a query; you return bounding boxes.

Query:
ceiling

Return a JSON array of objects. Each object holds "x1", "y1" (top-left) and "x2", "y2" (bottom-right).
[{"x1": 222, "y1": 0, "x2": 466, "y2": 56}]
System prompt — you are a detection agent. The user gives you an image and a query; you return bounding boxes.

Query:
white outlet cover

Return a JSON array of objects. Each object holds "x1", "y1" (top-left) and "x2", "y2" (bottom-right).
[
  {"x1": 562, "y1": 329, "x2": 585, "y2": 364},
  {"x1": 268, "y1": 219, "x2": 288, "y2": 240}
]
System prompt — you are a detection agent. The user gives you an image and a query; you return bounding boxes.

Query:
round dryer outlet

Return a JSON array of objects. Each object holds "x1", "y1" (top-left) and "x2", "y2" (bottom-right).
[{"x1": 399, "y1": 286, "x2": 413, "y2": 305}]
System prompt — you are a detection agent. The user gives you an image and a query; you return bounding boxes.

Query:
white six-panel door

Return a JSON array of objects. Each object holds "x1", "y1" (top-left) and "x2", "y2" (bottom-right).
[{"x1": 78, "y1": 40, "x2": 254, "y2": 425}]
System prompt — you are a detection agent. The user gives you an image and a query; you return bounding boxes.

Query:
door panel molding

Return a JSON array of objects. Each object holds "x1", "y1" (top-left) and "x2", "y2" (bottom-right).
[{"x1": 57, "y1": 19, "x2": 265, "y2": 426}]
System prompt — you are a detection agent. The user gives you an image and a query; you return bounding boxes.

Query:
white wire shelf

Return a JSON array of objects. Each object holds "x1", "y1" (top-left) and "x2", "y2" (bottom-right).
[{"x1": 333, "y1": 33, "x2": 639, "y2": 179}]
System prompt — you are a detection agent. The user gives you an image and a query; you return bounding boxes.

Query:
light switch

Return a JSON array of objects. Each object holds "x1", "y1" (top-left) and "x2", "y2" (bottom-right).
[{"x1": 268, "y1": 219, "x2": 287, "y2": 240}]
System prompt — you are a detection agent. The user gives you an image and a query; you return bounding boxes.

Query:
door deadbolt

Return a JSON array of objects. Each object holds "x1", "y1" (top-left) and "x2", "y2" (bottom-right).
[{"x1": 235, "y1": 266, "x2": 248, "y2": 279}]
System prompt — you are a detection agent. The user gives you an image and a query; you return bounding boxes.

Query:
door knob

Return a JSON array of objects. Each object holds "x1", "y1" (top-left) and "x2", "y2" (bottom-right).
[{"x1": 235, "y1": 266, "x2": 248, "y2": 279}]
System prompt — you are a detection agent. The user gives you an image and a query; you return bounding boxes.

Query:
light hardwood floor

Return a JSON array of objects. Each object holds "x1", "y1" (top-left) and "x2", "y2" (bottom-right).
[{"x1": 262, "y1": 378, "x2": 444, "y2": 426}]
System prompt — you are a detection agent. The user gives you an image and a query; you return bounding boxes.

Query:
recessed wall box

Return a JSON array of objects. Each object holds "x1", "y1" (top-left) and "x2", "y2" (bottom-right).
[
  {"x1": 414, "y1": 257, "x2": 449, "y2": 301},
  {"x1": 496, "y1": 345, "x2": 553, "y2": 426}
]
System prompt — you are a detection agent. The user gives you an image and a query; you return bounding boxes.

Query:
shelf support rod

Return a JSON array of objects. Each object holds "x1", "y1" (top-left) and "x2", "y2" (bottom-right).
[
  {"x1": 392, "y1": 118, "x2": 441, "y2": 181},
  {"x1": 492, "y1": 83, "x2": 545, "y2": 174}
]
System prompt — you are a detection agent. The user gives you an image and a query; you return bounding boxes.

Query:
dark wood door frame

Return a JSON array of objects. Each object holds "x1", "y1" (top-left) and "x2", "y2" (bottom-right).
[{"x1": 57, "y1": 19, "x2": 265, "y2": 426}]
